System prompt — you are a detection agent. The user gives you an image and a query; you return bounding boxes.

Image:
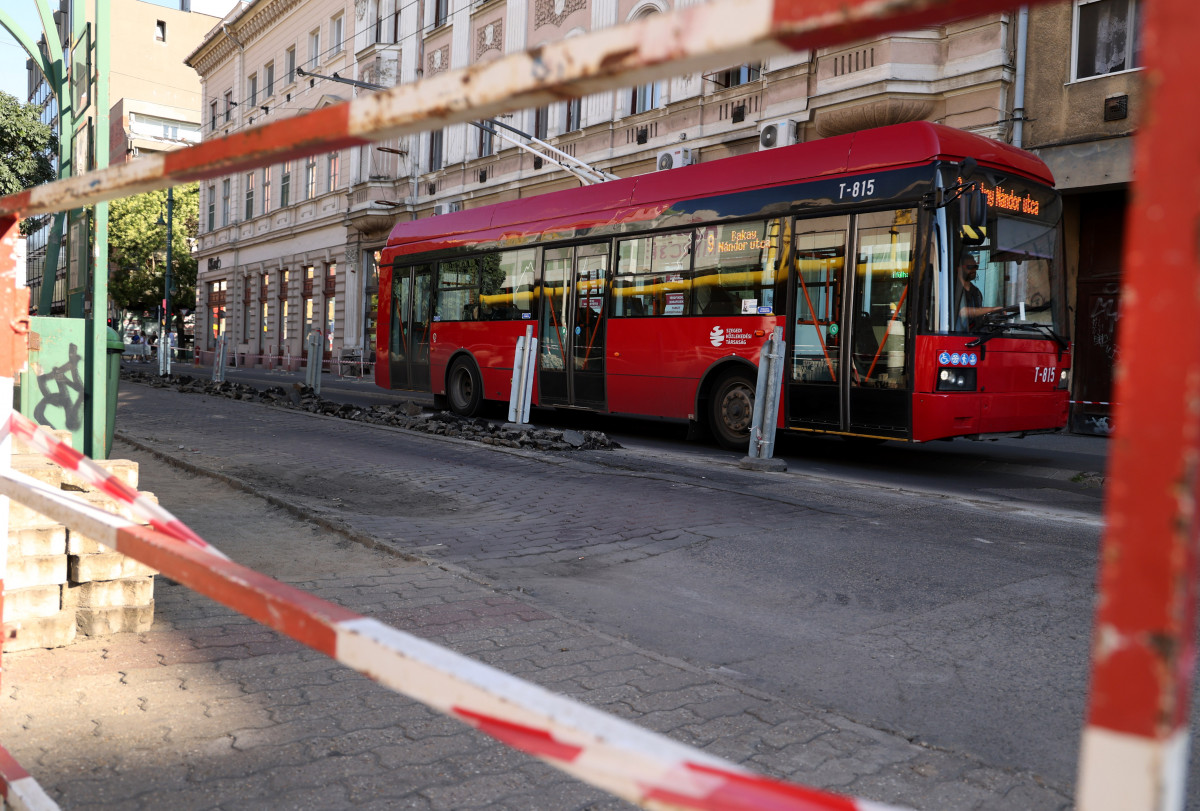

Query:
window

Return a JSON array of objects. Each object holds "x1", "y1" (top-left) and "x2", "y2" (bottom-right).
[
  {"x1": 221, "y1": 178, "x2": 230, "y2": 226},
  {"x1": 690, "y1": 219, "x2": 782, "y2": 316},
  {"x1": 433, "y1": 0, "x2": 449, "y2": 28},
  {"x1": 631, "y1": 81, "x2": 660, "y2": 115},
  {"x1": 304, "y1": 156, "x2": 317, "y2": 199},
  {"x1": 263, "y1": 166, "x2": 272, "y2": 214},
  {"x1": 614, "y1": 232, "x2": 692, "y2": 317},
  {"x1": 327, "y1": 152, "x2": 340, "y2": 191},
  {"x1": 330, "y1": 14, "x2": 344, "y2": 56},
  {"x1": 247, "y1": 74, "x2": 257, "y2": 106},
  {"x1": 1074, "y1": 0, "x2": 1141, "y2": 80},
  {"x1": 533, "y1": 106, "x2": 549, "y2": 140},
  {"x1": 710, "y1": 62, "x2": 761, "y2": 89},
  {"x1": 281, "y1": 161, "x2": 292, "y2": 207},
  {"x1": 206, "y1": 184, "x2": 215, "y2": 231},
  {"x1": 209, "y1": 101, "x2": 217, "y2": 131},
  {"x1": 155, "y1": 20, "x2": 166, "y2": 41},
  {"x1": 564, "y1": 98, "x2": 582, "y2": 133},
  {"x1": 264, "y1": 62, "x2": 275, "y2": 97},
  {"x1": 244, "y1": 172, "x2": 255, "y2": 220},
  {"x1": 308, "y1": 29, "x2": 321, "y2": 69},
  {"x1": 224, "y1": 90, "x2": 233, "y2": 123},
  {"x1": 436, "y1": 258, "x2": 480, "y2": 321},
  {"x1": 478, "y1": 123, "x2": 493, "y2": 158},
  {"x1": 242, "y1": 277, "x2": 252, "y2": 341},
  {"x1": 429, "y1": 129, "x2": 444, "y2": 172},
  {"x1": 286, "y1": 46, "x2": 296, "y2": 84}
]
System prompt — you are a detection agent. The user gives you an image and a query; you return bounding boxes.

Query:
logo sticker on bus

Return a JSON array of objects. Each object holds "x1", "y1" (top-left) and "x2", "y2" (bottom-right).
[
  {"x1": 968, "y1": 353, "x2": 978, "y2": 366},
  {"x1": 939, "y1": 351, "x2": 951, "y2": 365},
  {"x1": 950, "y1": 352, "x2": 961, "y2": 365},
  {"x1": 709, "y1": 326, "x2": 752, "y2": 348}
]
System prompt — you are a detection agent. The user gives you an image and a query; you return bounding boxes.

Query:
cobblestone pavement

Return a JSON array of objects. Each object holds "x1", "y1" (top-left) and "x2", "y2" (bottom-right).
[{"x1": 0, "y1": 384, "x2": 1081, "y2": 810}]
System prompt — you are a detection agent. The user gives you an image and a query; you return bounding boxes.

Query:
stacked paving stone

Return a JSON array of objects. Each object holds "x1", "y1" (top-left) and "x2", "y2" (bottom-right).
[{"x1": 4, "y1": 428, "x2": 156, "y2": 651}]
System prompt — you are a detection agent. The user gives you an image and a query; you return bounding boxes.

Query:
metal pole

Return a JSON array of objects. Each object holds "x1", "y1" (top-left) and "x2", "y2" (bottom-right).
[
  {"x1": 160, "y1": 187, "x2": 173, "y2": 377},
  {"x1": 739, "y1": 327, "x2": 786, "y2": 472}
]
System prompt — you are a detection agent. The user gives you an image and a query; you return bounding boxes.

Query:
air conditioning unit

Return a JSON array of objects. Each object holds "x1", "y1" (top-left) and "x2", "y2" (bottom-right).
[
  {"x1": 759, "y1": 119, "x2": 798, "y2": 150},
  {"x1": 656, "y1": 147, "x2": 694, "y2": 171},
  {"x1": 432, "y1": 201, "x2": 463, "y2": 216}
]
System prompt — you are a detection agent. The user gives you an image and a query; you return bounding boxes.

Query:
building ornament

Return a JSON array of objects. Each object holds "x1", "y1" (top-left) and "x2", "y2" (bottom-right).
[
  {"x1": 427, "y1": 45, "x2": 451, "y2": 76},
  {"x1": 534, "y1": 0, "x2": 586, "y2": 29},
  {"x1": 476, "y1": 20, "x2": 503, "y2": 57}
]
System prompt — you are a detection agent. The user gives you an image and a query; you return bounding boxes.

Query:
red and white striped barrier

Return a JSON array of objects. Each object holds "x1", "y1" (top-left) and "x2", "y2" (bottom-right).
[
  {"x1": 0, "y1": 743, "x2": 58, "y2": 811},
  {"x1": 4, "y1": 412, "x2": 225, "y2": 559},
  {"x1": 0, "y1": 415, "x2": 903, "y2": 811}
]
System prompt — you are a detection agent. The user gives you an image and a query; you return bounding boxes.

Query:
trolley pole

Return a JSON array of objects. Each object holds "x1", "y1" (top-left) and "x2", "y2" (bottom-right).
[{"x1": 740, "y1": 327, "x2": 786, "y2": 472}]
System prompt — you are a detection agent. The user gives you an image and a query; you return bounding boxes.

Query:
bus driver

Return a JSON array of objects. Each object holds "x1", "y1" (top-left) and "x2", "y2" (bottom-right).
[{"x1": 956, "y1": 255, "x2": 1002, "y2": 330}]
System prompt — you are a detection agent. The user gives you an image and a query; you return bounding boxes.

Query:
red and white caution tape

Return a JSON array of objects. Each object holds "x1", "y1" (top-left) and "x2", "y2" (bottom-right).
[
  {"x1": 0, "y1": 449, "x2": 905, "y2": 811},
  {"x1": 0, "y1": 743, "x2": 59, "y2": 811},
  {"x1": 3, "y1": 412, "x2": 226, "y2": 559}
]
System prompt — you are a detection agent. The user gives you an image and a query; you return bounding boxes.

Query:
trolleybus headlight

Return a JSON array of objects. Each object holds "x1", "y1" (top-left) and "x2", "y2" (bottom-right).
[{"x1": 937, "y1": 367, "x2": 977, "y2": 392}]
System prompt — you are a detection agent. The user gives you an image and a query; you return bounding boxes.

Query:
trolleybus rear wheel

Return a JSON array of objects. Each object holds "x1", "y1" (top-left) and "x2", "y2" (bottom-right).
[
  {"x1": 447, "y1": 357, "x2": 483, "y2": 417},
  {"x1": 710, "y1": 371, "x2": 754, "y2": 451}
]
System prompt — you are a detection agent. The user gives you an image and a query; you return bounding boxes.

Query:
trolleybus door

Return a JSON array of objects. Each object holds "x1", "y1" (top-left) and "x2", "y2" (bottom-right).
[
  {"x1": 538, "y1": 243, "x2": 609, "y2": 409},
  {"x1": 786, "y1": 215, "x2": 849, "y2": 430},
  {"x1": 845, "y1": 209, "x2": 915, "y2": 437},
  {"x1": 785, "y1": 210, "x2": 914, "y2": 438},
  {"x1": 389, "y1": 263, "x2": 433, "y2": 390}
]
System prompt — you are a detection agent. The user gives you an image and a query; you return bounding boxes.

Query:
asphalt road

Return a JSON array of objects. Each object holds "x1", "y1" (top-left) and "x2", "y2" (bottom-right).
[{"x1": 113, "y1": 374, "x2": 1116, "y2": 803}]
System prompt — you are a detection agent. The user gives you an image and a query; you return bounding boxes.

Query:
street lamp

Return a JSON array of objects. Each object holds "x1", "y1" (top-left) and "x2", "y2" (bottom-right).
[{"x1": 156, "y1": 187, "x2": 174, "y2": 376}]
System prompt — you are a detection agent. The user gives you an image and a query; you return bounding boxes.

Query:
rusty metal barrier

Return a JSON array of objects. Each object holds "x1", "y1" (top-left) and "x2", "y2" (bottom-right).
[{"x1": 0, "y1": 0, "x2": 1197, "y2": 808}]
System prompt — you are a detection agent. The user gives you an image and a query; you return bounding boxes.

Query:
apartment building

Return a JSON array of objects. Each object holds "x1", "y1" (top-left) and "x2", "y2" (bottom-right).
[
  {"x1": 188, "y1": 0, "x2": 1021, "y2": 371},
  {"x1": 1022, "y1": 0, "x2": 1140, "y2": 436}
]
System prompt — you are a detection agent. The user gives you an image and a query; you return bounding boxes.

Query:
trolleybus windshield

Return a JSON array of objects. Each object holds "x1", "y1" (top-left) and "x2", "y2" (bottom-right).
[{"x1": 946, "y1": 176, "x2": 1066, "y2": 339}]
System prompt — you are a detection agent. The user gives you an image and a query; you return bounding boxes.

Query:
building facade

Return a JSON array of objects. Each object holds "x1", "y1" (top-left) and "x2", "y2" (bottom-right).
[
  {"x1": 1023, "y1": 0, "x2": 1140, "y2": 436},
  {"x1": 23, "y1": 0, "x2": 224, "y2": 315},
  {"x1": 188, "y1": 0, "x2": 1027, "y2": 373}
]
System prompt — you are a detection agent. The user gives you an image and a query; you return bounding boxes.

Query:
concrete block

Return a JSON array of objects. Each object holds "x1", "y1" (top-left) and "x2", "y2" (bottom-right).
[
  {"x1": 81, "y1": 490, "x2": 158, "y2": 522},
  {"x1": 4, "y1": 609, "x2": 77, "y2": 651},
  {"x1": 3, "y1": 584, "x2": 63, "y2": 621},
  {"x1": 13, "y1": 427, "x2": 72, "y2": 457},
  {"x1": 69, "y1": 553, "x2": 158, "y2": 583},
  {"x1": 6, "y1": 555, "x2": 68, "y2": 589},
  {"x1": 75, "y1": 602, "x2": 155, "y2": 637},
  {"x1": 8, "y1": 526, "x2": 67, "y2": 558},
  {"x1": 66, "y1": 530, "x2": 115, "y2": 556},
  {"x1": 61, "y1": 458, "x2": 139, "y2": 492},
  {"x1": 63, "y1": 576, "x2": 154, "y2": 609},
  {"x1": 10, "y1": 456, "x2": 64, "y2": 488},
  {"x1": 7, "y1": 498, "x2": 64, "y2": 532}
]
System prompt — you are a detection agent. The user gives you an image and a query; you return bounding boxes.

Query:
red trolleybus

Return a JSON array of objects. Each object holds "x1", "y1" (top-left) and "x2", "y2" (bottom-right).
[{"x1": 376, "y1": 121, "x2": 1069, "y2": 449}]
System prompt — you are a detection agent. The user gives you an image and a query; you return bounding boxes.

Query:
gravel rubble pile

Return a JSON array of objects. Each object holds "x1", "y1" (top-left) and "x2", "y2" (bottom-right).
[{"x1": 122, "y1": 369, "x2": 617, "y2": 451}]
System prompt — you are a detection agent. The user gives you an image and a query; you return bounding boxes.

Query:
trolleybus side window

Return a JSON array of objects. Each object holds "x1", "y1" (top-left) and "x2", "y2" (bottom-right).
[
  {"x1": 491, "y1": 248, "x2": 538, "y2": 320},
  {"x1": 792, "y1": 217, "x2": 848, "y2": 384},
  {"x1": 613, "y1": 231, "x2": 692, "y2": 317},
  {"x1": 691, "y1": 219, "x2": 781, "y2": 316},
  {"x1": 851, "y1": 209, "x2": 916, "y2": 388},
  {"x1": 436, "y1": 257, "x2": 480, "y2": 321}
]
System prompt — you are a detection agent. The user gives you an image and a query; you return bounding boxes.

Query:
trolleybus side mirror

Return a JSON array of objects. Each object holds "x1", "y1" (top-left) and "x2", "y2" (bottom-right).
[{"x1": 959, "y1": 187, "x2": 988, "y2": 245}]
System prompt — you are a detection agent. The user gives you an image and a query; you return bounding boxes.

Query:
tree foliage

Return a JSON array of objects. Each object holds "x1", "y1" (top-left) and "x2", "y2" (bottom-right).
[
  {"x1": 0, "y1": 91, "x2": 57, "y2": 197},
  {"x1": 108, "y1": 184, "x2": 199, "y2": 327}
]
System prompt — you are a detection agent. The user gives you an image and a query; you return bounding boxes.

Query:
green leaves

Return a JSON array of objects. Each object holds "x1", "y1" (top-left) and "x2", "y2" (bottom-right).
[
  {"x1": 108, "y1": 184, "x2": 198, "y2": 317},
  {"x1": 0, "y1": 91, "x2": 57, "y2": 197}
]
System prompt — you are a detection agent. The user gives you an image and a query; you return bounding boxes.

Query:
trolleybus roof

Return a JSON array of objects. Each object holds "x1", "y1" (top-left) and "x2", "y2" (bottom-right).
[{"x1": 384, "y1": 121, "x2": 1053, "y2": 257}]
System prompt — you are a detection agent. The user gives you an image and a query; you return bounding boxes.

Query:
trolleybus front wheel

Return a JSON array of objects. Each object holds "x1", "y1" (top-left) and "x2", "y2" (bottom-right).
[
  {"x1": 447, "y1": 357, "x2": 483, "y2": 417},
  {"x1": 710, "y1": 371, "x2": 754, "y2": 451}
]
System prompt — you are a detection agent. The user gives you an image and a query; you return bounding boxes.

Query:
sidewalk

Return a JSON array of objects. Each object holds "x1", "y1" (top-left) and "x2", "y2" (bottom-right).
[{"x1": 0, "y1": 390, "x2": 1076, "y2": 810}]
